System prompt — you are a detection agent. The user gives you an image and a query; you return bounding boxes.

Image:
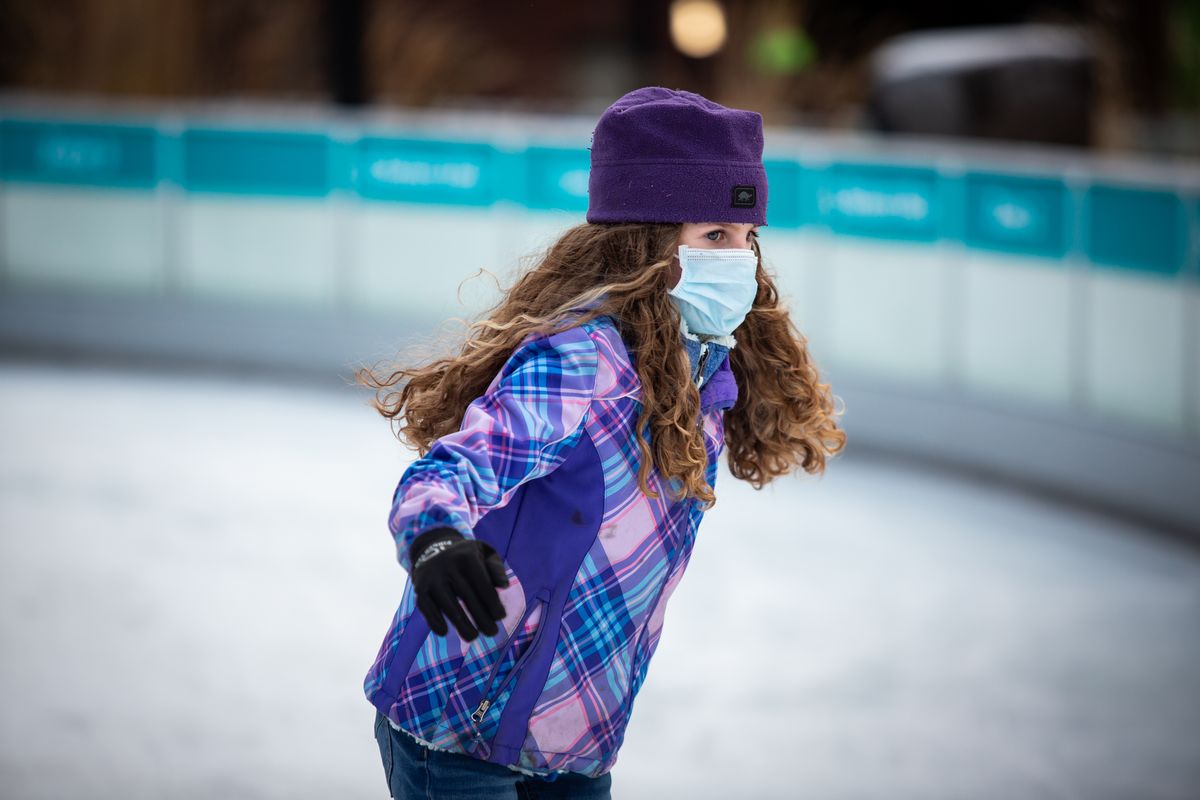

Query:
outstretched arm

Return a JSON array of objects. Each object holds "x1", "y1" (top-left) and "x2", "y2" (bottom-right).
[{"x1": 388, "y1": 325, "x2": 599, "y2": 576}]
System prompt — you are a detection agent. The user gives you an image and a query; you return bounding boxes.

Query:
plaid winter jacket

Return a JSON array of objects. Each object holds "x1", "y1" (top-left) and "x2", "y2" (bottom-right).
[{"x1": 363, "y1": 312, "x2": 738, "y2": 780}]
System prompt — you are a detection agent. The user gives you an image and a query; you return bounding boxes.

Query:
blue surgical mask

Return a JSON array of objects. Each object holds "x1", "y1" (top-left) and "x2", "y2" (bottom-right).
[{"x1": 667, "y1": 245, "x2": 758, "y2": 336}]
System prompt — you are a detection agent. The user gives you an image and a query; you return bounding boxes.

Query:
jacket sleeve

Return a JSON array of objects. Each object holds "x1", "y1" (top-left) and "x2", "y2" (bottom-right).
[{"x1": 388, "y1": 325, "x2": 598, "y2": 574}]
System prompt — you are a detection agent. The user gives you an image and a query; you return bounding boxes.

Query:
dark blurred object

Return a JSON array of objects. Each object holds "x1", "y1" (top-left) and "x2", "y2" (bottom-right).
[
  {"x1": 325, "y1": 0, "x2": 366, "y2": 105},
  {"x1": 864, "y1": 25, "x2": 1096, "y2": 146}
]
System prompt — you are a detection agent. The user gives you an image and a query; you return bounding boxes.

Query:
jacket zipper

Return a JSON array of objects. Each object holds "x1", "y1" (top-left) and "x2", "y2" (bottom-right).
[
  {"x1": 470, "y1": 597, "x2": 548, "y2": 726},
  {"x1": 618, "y1": 518, "x2": 692, "y2": 723},
  {"x1": 694, "y1": 341, "x2": 710, "y2": 388}
]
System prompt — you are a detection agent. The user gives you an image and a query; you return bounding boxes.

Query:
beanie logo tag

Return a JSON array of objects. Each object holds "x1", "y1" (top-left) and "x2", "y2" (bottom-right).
[{"x1": 731, "y1": 186, "x2": 756, "y2": 208}]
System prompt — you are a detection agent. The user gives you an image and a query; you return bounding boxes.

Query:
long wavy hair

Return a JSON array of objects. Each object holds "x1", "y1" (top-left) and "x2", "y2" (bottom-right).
[{"x1": 356, "y1": 222, "x2": 846, "y2": 509}]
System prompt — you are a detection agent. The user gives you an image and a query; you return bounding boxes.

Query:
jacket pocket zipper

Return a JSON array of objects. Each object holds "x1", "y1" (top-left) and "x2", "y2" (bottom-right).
[{"x1": 470, "y1": 596, "x2": 549, "y2": 725}]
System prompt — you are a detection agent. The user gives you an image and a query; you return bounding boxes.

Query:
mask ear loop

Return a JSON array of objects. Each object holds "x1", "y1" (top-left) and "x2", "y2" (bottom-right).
[
  {"x1": 668, "y1": 244, "x2": 689, "y2": 299},
  {"x1": 747, "y1": 237, "x2": 764, "y2": 313}
]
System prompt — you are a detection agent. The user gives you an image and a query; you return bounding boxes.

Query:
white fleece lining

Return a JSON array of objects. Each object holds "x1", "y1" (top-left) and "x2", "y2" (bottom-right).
[{"x1": 678, "y1": 315, "x2": 737, "y2": 349}]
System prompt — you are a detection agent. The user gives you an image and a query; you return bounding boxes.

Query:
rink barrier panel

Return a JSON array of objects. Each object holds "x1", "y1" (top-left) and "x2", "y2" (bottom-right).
[{"x1": 0, "y1": 98, "x2": 1198, "y2": 534}]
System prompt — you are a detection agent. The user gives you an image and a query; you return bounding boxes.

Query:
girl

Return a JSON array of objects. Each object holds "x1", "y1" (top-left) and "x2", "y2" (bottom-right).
[{"x1": 359, "y1": 86, "x2": 845, "y2": 799}]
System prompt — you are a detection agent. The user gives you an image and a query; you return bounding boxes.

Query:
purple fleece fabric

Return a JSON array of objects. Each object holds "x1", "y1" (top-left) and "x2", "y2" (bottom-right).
[{"x1": 586, "y1": 86, "x2": 768, "y2": 226}]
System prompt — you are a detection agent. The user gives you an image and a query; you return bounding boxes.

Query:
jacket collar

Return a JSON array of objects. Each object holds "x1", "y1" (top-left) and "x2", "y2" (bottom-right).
[
  {"x1": 679, "y1": 318, "x2": 739, "y2": 412},
  {"x1": 569, "y1": 301, "x2": 739, "y2": 413}
]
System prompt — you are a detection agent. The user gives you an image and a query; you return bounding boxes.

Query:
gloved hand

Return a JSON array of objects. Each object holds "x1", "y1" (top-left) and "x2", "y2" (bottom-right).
[{"x1": 409, "y1": 527, "x2": 510, "y2": 641}]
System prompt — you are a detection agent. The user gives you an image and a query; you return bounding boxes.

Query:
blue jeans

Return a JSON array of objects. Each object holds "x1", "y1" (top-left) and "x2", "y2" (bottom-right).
[{"x1": 373, "y1": 711, "x2": 614, "y2": 799}]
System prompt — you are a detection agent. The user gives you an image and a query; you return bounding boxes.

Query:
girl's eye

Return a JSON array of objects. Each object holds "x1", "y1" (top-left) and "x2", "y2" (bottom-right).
[{"x1": 704, "y1": 230, "x2": 723, "y2": 241}]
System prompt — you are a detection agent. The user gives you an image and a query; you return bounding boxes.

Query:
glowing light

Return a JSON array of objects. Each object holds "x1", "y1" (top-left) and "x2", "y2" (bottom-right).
[{"x1": 670, "y1": 0, "x2": 728, "y2": 59}]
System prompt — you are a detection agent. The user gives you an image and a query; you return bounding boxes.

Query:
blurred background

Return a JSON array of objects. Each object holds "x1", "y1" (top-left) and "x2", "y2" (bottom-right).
[{"x1": 1, "y1": 1, "x2": 1198, "y2": 798}]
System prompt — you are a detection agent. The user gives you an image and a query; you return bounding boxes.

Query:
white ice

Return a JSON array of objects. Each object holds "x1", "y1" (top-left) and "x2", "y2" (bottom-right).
[{"x1": 1, "y1": 362, "x2": 1198, "y2": 799}]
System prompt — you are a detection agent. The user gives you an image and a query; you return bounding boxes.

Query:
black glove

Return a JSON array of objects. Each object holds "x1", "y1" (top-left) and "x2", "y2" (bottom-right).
[{"x1": 409, "y1": 527, "x2": 510, "y2": 641}]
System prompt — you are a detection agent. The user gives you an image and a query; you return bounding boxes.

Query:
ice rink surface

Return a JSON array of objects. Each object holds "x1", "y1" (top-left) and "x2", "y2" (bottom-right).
[{"x1": 1, "y1": 361, "x2": 1198, "y2": 800}]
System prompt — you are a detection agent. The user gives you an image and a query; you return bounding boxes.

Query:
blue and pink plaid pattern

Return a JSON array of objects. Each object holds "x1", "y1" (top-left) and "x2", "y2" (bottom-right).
[
  {"x1": 385, "y1": 329, "x2": 598, "y2": 575},
  {"x1": 364, "y1": 313, "x2": 737, "y2": 779}
]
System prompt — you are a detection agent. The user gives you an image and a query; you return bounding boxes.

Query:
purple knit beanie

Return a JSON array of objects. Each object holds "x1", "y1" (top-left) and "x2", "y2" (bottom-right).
[{"x1": 586, "y1": 86, "x2": 768, "y2": 226}]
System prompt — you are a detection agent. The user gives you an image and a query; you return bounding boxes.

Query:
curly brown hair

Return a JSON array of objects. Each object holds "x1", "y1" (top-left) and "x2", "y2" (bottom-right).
[{"x1": 356, "y1": 222, "x2": 846, "y2": 509}]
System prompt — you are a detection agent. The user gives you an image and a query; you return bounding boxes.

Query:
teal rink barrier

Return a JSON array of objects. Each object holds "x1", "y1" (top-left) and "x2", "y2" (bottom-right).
[
  {"x1": 0, "y1": 114, "x2": 1191, "y2": 270},
  {"x1": 1, "y1": 97, "x2": 1197, "y2": 533}
]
